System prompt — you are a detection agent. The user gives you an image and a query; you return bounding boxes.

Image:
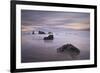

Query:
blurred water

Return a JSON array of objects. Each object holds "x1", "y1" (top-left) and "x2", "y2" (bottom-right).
[{"x1": 21, "y1": 29, "x2": 90, "y2": 63}]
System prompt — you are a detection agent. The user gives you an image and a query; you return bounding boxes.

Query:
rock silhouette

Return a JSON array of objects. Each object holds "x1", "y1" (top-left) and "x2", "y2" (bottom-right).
[
  {"x1": 32, "y1": 31, "x2": 34, "y2": 34},
  {"x1": 57, "y1": 44, "x2": 80, "y2": 57},
  {"x1": 44, "y1": 35, "x2": 54, "y2": 40},
  {"x1": 38, "y1": 31, "x2": 45, "y2": 34}
]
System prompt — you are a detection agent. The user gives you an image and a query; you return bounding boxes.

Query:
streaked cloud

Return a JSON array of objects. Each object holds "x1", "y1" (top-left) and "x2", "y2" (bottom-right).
[{"x1": 21, "y1": 10, "x2": 90, "y2": 31}]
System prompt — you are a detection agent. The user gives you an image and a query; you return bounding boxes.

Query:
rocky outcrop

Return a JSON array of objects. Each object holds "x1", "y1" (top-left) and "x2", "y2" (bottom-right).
[
  {"x1": 38, "y1": 31, "x2": 45, "y2": 34},
  {"x1": 57, "y1": 44, "x2": 80, "y2": 56},
  {"x1": 44, "y1": 35, "x2": 54, "y2": 40}
]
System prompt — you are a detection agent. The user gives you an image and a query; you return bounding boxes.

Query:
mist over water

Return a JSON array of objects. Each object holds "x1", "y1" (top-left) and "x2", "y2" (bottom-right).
[{"x1": 21, "y1": 28, "x2": 90, "y2": 63}]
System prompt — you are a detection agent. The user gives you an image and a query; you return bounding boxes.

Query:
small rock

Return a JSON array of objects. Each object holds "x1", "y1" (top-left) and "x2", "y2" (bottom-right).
[
  {"x1": 38, "y1": 31, "x2": 45, "y2": 34},
  {"x1": 32, "y1": 31, "x2": 34, "y2": 34},
  {"x1": 44, "y1": 35, "x2": 54, "y2": 40}
]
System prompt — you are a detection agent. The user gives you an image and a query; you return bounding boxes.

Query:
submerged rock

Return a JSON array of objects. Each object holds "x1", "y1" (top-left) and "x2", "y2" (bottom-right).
[
  {"x1": 57, "y1": 44, "x2": 80, "y2": 56},
  {"x1": 38, "y1": 31, "x2": 45, "y2": 34},
  {"x1": 44, "y1": 35, "x2": 54, "y2": 40}
]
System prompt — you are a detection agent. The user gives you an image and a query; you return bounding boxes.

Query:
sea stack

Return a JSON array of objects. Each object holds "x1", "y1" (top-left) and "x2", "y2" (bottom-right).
[
  {"x1": 38, "y1": 31, "x2": 45, "y2": 34},
  {"x1": 32, "y1": 31, "x2": 34, "y2": 34},
  {"x1": 44, "y1": 32, "x2": 54, "y2": 40},
  {"x1": 44, "y1": 35, "x2": 54, "y2": 40}
]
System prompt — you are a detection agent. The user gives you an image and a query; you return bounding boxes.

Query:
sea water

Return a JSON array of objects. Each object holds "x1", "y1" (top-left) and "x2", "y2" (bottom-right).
[{"x1": 21, "y1": 28, "x2": 90, "y2": 63}]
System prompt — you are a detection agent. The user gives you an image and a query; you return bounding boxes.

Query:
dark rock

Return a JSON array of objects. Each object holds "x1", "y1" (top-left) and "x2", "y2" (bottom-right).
[
  {"x1": 32, "y1": 31, "x2": 34, "y2": 34},
  {"x1": 48, "y1": 32, "x2": 52, "y2": 34},
  {"x1": 57, "y1": 44, "x2": 80, "y2": 56},
  {"x1": 44, "y1": 35, "x2": 54, "y2": 40},
  {"x1": 38, "y1": 31, "x2": 45, "y2": 34}
]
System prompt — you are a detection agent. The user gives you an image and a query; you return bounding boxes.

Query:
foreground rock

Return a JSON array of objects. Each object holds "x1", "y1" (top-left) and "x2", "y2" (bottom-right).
[
  {"x1": 38, "y1": 31, "x2": 45, "y2": 34},
  {"x1": 57, "y1": 44, "x2": 80, "y2": 56},
  {"x1": 44, "y1": 35, "x2": 54, "y2": 40}
]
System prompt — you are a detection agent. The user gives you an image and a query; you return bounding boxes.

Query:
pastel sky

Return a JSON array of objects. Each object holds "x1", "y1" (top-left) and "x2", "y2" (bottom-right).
[{"x1": 21, "y1": 10, "x2": 90, "y2": 32}]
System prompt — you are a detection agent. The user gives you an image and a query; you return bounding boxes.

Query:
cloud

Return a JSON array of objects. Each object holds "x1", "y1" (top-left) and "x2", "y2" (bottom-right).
[
  {"x1": 21, "y1": 10, "x2": 90, "y2": 31},
  {"x1": 64, "y1": 23, "x2": 90, "y2": 30}
]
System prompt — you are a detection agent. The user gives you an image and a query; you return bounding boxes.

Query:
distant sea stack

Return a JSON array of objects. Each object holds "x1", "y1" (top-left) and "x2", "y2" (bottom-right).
[
  {"x1": 44, "y1": 35, "x2": 54, "y2": 40},
  {"x1": 44, "y1": 32, "x2": 54, "y2": 40},
  {"x1": 32, "y1": 31, "x2": 34, "y2": 34},
  {"x1": 57, "y1": 44, "x2": 80, "y2": 56},
  {"x1": 38, "y1": 31, "x2": 45, "y2": 34}
]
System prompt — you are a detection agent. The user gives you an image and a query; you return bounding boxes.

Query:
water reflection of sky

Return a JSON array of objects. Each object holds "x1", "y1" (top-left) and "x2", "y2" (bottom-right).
[{"x1": 21, "y1": 29, "x2": 90, "y2": 62}]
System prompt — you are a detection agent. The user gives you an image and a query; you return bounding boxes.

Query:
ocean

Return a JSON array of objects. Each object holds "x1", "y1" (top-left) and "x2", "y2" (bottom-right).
[{"x1": 21, "y1": 27, "x2": 90, "y2": 63}]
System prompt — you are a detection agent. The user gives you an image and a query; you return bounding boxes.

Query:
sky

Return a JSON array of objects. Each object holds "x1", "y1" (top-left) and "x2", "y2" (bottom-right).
[{"x1": 21, "y1": 10, "x2": 90, "y2": 32}]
